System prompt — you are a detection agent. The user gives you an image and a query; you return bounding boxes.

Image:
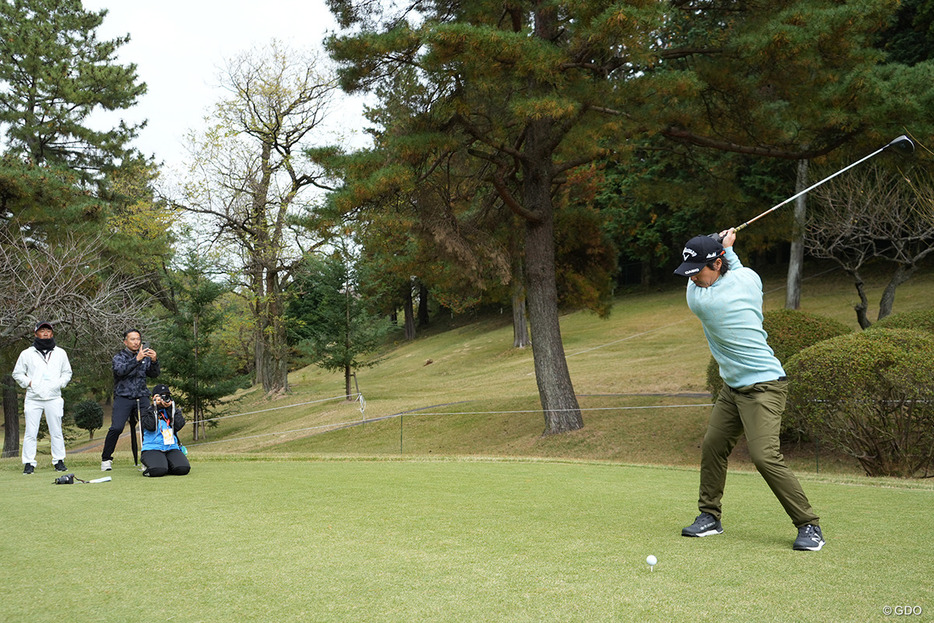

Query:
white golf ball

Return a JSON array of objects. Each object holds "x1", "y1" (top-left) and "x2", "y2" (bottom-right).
[{"x1": 646, "y1": 555, "x2": 657, "y2": 566}]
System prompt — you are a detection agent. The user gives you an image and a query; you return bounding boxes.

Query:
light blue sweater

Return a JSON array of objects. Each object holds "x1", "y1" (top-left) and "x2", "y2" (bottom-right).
[{"x1": 686, "y1": 247, "x2": 785, "y2": 388}]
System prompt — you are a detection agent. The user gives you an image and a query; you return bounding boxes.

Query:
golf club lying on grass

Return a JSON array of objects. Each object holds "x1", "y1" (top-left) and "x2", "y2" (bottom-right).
[{"x1": 710, "y1": 135, "x2": 916, "y2": 241}]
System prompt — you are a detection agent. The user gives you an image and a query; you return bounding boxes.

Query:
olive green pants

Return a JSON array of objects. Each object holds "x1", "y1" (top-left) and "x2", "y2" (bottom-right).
[{"x1": 698, "y1": 380, "x2": 819, "y2": 528}]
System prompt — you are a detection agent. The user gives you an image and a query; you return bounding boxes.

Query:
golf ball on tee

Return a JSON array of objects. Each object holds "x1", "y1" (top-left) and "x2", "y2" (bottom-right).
[{"x1": 646, "y1": 555, "x2": 657, "y2": 566}]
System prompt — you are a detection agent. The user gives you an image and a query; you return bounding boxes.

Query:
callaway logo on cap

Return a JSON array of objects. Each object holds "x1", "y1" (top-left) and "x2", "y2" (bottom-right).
[{"x1": 673, "y1": 235, "x2": 725, "y2": 277}]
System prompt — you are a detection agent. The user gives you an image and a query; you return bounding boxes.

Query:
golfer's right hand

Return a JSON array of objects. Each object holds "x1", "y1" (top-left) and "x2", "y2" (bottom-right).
[{"x1": 720, "y1": 228, "x2": 736, "y2": 248}]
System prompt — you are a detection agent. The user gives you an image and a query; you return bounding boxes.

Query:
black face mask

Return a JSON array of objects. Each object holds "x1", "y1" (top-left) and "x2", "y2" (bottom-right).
[{"x1": 34, "y1": 337, "x2": 56, "y2": 355}]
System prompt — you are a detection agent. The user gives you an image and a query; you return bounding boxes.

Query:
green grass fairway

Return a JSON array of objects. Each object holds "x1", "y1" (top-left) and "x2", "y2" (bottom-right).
[
  {"x1": 2, "y1": 458, "x2": 931, "y2": 622},
  {"x1": 4, "y1": 265, "x2": 933, "y2": 621}
]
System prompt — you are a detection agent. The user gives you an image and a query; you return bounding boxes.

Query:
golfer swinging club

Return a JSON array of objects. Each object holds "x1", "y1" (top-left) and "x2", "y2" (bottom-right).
[{"x1": 674, "y1": 228, "x2": 824, "y2": 551}]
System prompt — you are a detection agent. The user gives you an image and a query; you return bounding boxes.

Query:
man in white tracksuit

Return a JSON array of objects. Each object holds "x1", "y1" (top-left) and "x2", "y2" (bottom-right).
[{"x1": 12, "y1": 321, "x2": 73, "y2": 475}]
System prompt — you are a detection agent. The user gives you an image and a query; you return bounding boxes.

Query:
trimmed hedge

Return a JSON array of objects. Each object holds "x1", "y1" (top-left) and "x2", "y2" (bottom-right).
[
  {"x1": 868, "y1": 308, "x2": 934, "y2": 335},
  {"x1": 785, "y1": 329, "x2": 934, "y2": 477},
  {"x1": 705, "y1": 309, "x2": 852, "y2": 397}
]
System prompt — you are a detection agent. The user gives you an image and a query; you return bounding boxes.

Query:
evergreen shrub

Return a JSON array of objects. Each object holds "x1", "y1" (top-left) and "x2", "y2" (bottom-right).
[
  {"x1": 869, "y1": 308, "x2": 934, "y2": 334},
  {"x1": 73, "y1": 400, "x2": 104, "y2": 441},
  {"x1": 784, "y1": 329, "x2": 934, "y2": 477}
]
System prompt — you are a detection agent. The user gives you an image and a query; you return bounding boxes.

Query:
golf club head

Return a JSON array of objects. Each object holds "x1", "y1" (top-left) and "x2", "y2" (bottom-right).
[{"x1": 886, "y1": 135, "x2": 915, "y2": 156}]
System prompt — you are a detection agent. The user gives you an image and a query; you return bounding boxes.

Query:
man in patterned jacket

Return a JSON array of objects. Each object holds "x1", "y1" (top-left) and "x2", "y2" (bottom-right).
[{"x1": 101, "y1": 329, "x2": 159, "y2": 471}]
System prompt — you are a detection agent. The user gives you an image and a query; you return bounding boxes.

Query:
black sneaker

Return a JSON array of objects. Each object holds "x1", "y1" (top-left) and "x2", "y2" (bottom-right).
[
  {"x1": 23, "y1": 463, "x2": 35, "y2": 475},
  {"x1": 682, "y1": 512, "x2": 723, "y2": 537},
  {"x1": 793, "y1": 525, "x2": 825, "y2": 551},
  {"x1": 54, "y1": 460, "x2": 67, "y2": 472}
]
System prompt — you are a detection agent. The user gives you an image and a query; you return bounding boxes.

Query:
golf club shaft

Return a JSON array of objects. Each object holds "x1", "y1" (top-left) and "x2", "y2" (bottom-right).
[{"x1": 734, "y1": 136, "x2": 911, "y2": 233}]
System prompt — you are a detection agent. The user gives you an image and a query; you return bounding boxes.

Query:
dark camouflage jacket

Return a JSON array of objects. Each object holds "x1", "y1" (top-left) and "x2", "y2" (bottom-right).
[{"x1": 112, "y1": 348, "x2": 160, "y2": 398}]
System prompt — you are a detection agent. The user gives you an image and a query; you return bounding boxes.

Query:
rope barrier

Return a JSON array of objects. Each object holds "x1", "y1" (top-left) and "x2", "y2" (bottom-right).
[
  {"x1": 188, "y1": 420, "x2": 358, "y2": 447},
  {"x1": 196, "y1": 393, "x2": 362, "y2": 425},
  {"x1": 185, "y1": 399, "x2": 713, "y2": 449},
  {"x1": 362, "y1": 403, "x2": 713, "y2": 417}
]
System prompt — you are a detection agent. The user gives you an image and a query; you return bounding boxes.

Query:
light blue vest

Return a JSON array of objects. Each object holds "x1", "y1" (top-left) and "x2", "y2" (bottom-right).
[{"x1": 142, "y1": 406, "x2": 180, "y2": 452}]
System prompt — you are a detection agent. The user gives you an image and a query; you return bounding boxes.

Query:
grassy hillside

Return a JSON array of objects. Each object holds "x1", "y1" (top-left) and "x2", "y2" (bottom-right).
[{"x1": 58, "y1": 260, "x2": 934, "y2": 475}]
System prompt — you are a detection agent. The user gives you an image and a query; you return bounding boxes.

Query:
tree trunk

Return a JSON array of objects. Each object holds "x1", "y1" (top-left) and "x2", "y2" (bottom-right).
[
  {"x1": 512, "y1": 284, "x2": 530, "y2": 348},
  {"x1": 252, "y1": 257, "x2": 268, "y2": 390},
  {"x1": 2, "y1": 374, "x2": 19, "y2": 458},
  {"x1": 253, "y1": 262, "x2": 289, "y2": 395},
  {"x1": 192, "y1": 397, "x2": 200, "y2": 442},
  {"x1": 257, "y1": 321, "x2": 290, "y2": 395},
  {"x1": 253, "y1": 318, "x2": 267, "y2": 389},
  {"x1": 878, "y1": 263, "x2": 915, "y2": 321},
  {"x1": 417, "y1": 282, "x2": 430, "y2": 327},
  {"x1": 259, "y1": 322, "x2": 289, "y2": 394},
  {"x1": 521, "y1": 129, "x2": 582, "y2": 434},
  {"x1": 344, "y1": 290, "x2": 353, "y2": 400},
  {"x1": 641, "y1": 261, "x2": 652, "y2": 287},
  {"x1": 511, "y1": 252, "x2": 530, "y2": 348},
  {"x1": 785, "y1": 159, "x2": 807, "y2": 309},
  {"x1": 850, "y1": 269, "x2": 872, "y2": 329},
  {"x1": 403, "y1": 284, "x2": 416, "y2": 341},
  {"x1": 250, "y1": 142, "x2": 288, "y2": 396},
  {"x1": 525, "y1": 214, "x2": 582, "y2": 434}
]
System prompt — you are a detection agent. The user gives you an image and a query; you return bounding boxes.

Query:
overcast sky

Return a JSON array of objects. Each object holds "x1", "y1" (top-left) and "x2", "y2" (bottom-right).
[{"x1": 83, "y1": 0, "x2": 371, "y2": 174}]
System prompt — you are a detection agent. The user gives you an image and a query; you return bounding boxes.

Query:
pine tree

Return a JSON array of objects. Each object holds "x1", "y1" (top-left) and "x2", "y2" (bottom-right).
[
  {"x1": 322, "y1": 0, "x2": 934, "y2": 435},
  {"x1": 0, "y1": 0, "x2": 146, "y2": 186},
  {"x1": 0, "y1": 0, "x2": 159, "y2": 457},
  {"x1": 158, "y1": 252, "x2": 249, "y2": 441},
  {"x1": 288, "y1": 251, "x2": 393, "y2": 399}
]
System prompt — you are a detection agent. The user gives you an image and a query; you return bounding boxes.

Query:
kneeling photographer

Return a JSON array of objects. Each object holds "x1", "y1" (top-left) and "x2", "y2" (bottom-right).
[{"x1": 140, "y1": 384, "x2": 190, "y2": 477}]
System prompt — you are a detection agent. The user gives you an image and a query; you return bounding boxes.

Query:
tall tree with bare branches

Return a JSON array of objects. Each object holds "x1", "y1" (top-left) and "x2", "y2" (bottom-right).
[
  {"x1": 807, "y1": 160, "x2": 934, "y2": 327},
  {"x1": 176, "y1": 41, "x2": 339, "y2": 395},
  {"x1": 0, "y1": 228, "x2": 150, "y2": 457}
]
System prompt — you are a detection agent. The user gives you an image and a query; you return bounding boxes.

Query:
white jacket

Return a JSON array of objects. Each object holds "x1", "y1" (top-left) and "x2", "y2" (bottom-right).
[{"x1": 12, "y1": 346, "x2": 73, "y2": 401}]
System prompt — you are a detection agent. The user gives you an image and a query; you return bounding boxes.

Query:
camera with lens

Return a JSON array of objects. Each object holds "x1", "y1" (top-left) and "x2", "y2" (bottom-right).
[{"x1": 53, "y1": 473, "x2": 75, "y2": 485}]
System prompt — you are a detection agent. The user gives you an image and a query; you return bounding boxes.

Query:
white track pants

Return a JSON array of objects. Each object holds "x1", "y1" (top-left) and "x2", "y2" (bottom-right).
[{"x1": 22, "y1": 397, "x2": 65, "y2": 466}]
